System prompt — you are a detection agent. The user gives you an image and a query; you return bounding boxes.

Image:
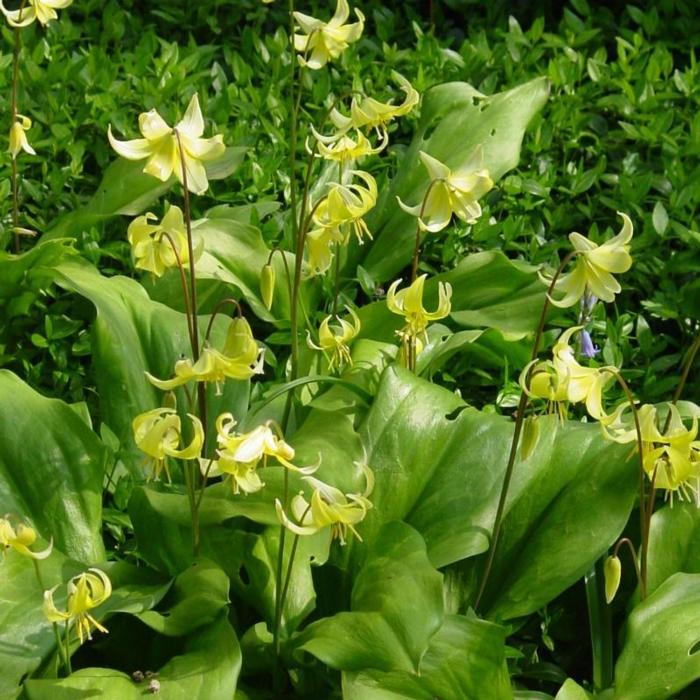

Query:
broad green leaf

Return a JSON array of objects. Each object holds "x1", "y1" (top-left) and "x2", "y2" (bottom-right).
[
  {"x1": 342, "y1": 614, "x2": 511, "y2": 700},
  {"x1": 614, "y1": 573, "x2": 700, "y2": 699},
  {"x1": 296, "y1": 522, "x2": 444, "y2": 673},
  {"x1": 24, "y1": 612, "x2": 241, "y2": 700},
  {"x1": 354, "y1": 366, "x2": 636, "y2": 620},
  {"x1": 0, "y1": 370, "x2": 106, "y2": 562},
  {"x1": 646, "y1": 503, "x2": 700, "y2": 596},
  {"x1": 0, "y1": 239, "x2": 75, "y2": 317},
  {"x1": 361, "y1": 77, "x2": 550, "y2": 281},
  {"x1": 44, "y1": 148, "x2": 245, "y2": 240},
  {"x1": 555, "y1": 679, "x2": 593, "y2": 699},
  {"x1": 49, "y1": 259, "x2": 249, "y2": 474},
  {"x1": 136, "y1": 560, "x2": 229, "y2": 637}
]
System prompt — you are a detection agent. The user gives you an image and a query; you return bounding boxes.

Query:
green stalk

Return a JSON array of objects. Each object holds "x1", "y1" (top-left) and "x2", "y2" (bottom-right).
[
  {"x1": 10, "y1": 25, "x2": 22, "y2": 253},
  {"x1": 584, "y1": 559, "x2": 613, "y2": 692}
]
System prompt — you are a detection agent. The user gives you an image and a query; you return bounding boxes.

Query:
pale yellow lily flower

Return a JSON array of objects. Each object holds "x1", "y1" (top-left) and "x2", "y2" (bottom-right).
[
  {"x1": 43, "y1": 568, "x2": 111, "y2": 644},
  {"x1": 387, "y1": 274, "x2": 452, "y2": 343},
  {"x1": 602, "y1": 403, "x2": 700, "y2": 503},
  {"x1": 544, "y1": 212, "x2": 634, "y2": 308},
  {"x1": 397, "y1": 150, "x2": 493, "y2": 232},
  {"x1": 311, "y1": 127, "x2": 387, "y2": 164},
  {"x1": 1, "y1": 0, "x2": 71, "y2": 27},
  {"x1": 312, "y1": 170, "x2": 377, "y2": 243},
  {"x1": 307, "y1": 306, "x2": 361, "y2": 371},
  {"x1": 293, "y1": 0, "x2": 364, "y2": 70},
  {"x1": 132, "y1": 407, "x2": 204, "y2": 481},
  {"x1": 0, "y1": 517, "x2": 52, "y2": 560},
  {"x1": 305, "y1": 225, "x2": 344, "y2": 277},
  {"x1": 127, "y1": 205, "x2": 201, "y2": 277},
  {"x1": 8, "y1": 115, "x2": 35, "y2": 159},
  {"x1": 208, "y1": 414, "x2": 317, "y2": 494},
  {"x1": 146, "y1": 317, "x2": 264, "y2": 394},
  {"x1": 108, "y1": 94, "x2": 225, "y2": 195},
  {"x1": 275, "y1": 462, "x2": 374, "y2": 544},
  {"x1": 519, "y1": 359, "x2": 570, "y2": 420},
  {"x1": 330, "y1": 73, "x2": 419, "y2": 134}
]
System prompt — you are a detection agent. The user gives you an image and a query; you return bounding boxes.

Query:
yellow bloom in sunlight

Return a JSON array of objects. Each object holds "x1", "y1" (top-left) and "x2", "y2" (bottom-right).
[
  {"x1": 276, "y1": 462, "x2": 374, "y2": 544},
  {"x1": 108, "y1": 94, "x2": 225, "y2": 195},
  {"x1": 312, "y1": 170, "x2": 377, "y2": 243},
  {"x1": 311, "y1": 127, "x2": 387, "y2": 164},
  {"x1": 207, "y1": 414, "x2": 317, "y2": 494},
  {"x1": 387, "y1": 274, "x2": 452, "y2": 345},
  {"x1": 127, "y1": 205, "x2": 201, "y2": 277},
  {"x1": 330, "y1": 72, "x2": 419, "y2": 135},
  {"x1": 544, "y1": 212, "x2": 634, "y2": 308},
  {"x1": 8, "y1": 115, "x2": 35, "y2": 159},
  {"x1": 519, "y1": 360, "x2": 570, "y2": 420},
  {"x1": 146, "y1": 317, "x2": 264, "y2": 394},
  {"x1": 43, "y1": 568, "x2": 111, "y2": 644},
  {"x1": 397, "y1": 150, "x2": 493, "y2": 232},
  {"x1": 1, "y1": 0, "x2": 71, "y2": 27},
  {"x1": 305, "y1": 225, "x2": 344, "y2": 277},
  {"x1": 293, "y1": 0, "x2": 364, "y2": 70},
  {"x1": 132, "y1": 407, "x2": 204, "y2": 481},
  {"x1": 307, "y1": 306, "x2": 361, "y2": 372},
  {"x1": 0, "y1": 517, "x2": 52, "y2": 560},
  {"x1": 602, "y1": 403, "x2": 700, "y2": 504}
]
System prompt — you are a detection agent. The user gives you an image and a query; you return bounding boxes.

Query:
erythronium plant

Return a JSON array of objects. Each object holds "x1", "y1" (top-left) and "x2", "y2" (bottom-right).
[{"x1": 5, "y1": 2, "x2": 700, "y2": 699}]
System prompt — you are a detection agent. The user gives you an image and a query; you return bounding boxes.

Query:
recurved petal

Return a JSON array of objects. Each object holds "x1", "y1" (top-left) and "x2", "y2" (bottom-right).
[
  {"x1": 139, "y1": 109, "x2": 172, "y2": 141},
  {"x1": 177, "y1": 94, "x2": 205, "y2": 138},
  {"x1": 419, "y1": 151, "x2": 451, "y2": 180},
  {"x1": 396, "y1": 196, "x2": 422, "y2": 218},
  {"x1": 1, "y1": 3, "x2": 37, "y2": 26},
  {"x1": 546, "y1": 264, "x2": 587, "y2": 308},
  {"x1": 43, "y1": 586, "x2": 70, "y2": 623},
  {"x1": 330, "y1": 0, "x2": 350, "y2": 24},
  {"x1": 181, "y1": 133, "x2": 225, "y2": 160},
  {"x1": 107, "y1": 126, "x2": 153, "y2": 161}
]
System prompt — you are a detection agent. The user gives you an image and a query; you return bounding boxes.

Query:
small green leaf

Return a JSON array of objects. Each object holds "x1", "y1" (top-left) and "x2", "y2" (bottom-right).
[{"x1": 652, "y1": 201, "x2": 669, "y2": 235}]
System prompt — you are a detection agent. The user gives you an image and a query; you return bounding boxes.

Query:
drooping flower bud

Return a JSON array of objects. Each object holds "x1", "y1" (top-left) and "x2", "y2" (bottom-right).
[
  {"x1": 604, "y1": 555, "x2": 622, "y2": 603},
  {"x1": 260, "y1": 263, "x2": 275, "y2": 311}
]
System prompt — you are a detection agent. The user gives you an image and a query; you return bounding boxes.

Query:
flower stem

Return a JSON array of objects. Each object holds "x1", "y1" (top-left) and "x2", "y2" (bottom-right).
[
  {"x1": 63, "y1": 622, "x2": 73, "y2": 675},
  {"x1": 474, "y1": 251, "x2": 576, "y2": 611},
  {"x1": 584, "y1": 559, "x2": 613, "y2": 692},
  {"x1": 410, "y1": 179, "x2": 440, "y2": 283},
  {"x1": 10, "y1": 25, "x2": 22, "y2": 253},
  {"x1": 159, "y1": 231, "x2": 195, "y2": 350}
]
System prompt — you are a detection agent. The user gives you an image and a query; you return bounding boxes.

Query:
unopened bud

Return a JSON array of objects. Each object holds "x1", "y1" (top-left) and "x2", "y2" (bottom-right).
[
  {"x1": 520, "y1": 415, "x2": 540, "y2": 461},
  {"x1": 604, "y1": 555, "x2": 622, "y2": 603},
  {"x1": 260, "y1": 263, "x2": 275, "y2": 310}
]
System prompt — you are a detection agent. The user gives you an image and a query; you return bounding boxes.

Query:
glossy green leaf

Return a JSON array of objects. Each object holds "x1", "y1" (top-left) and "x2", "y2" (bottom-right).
[
  {"x1": 614, "y1": 573, "x2": 700, "y2": 699},
  {"x1": 342, "y1": 614, "x2": 511, "y2": 700},
  {"x1": 355, "y1": 366, "x2": 636, "y2": 620},
  {"x1": 361, "y1": 77, "x2": 550, "y2": 281},
  {"x1": 646, "y1": 503, "x2": 700, "y2": 596},
  {"x1": 44, "y1": 148, "x2": 245, "y2": 240},
  {"x1": 24, "y1": 611, "x2": 241, "y2": 700},
  {"x1": 0, "y1": 370, "x2": 106, "y2": 563},
  {"x1": 296, "y1": 522, "x2": 444, "y2": 673},
  {"x1": 555, "y1": 680, "x2": 594, "y2": 699}
]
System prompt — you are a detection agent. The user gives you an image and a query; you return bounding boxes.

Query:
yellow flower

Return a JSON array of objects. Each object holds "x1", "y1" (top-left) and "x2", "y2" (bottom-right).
[
  {"x1": 43, "y1": 568, "x2": 112, "y2": 644},
  {"x1": 312, "y1": 170, "x2": 377, "y2": 243},
  {"x1": 108, "y1": 94, "x2": 225, "y2": 195},
  {"x1": 208, "y1": 414, "x2": 317, "y2": 494},
  {"x1": 387, "y1": 274, "x2": 452, "y2": 344},
  {"x1": 603, "y1": 403, "x2": 700, "y2": 502},
  {"x1": 311, "y1": 127, "x2": 387, "y2": 164},
  {"x1": 305, "y1": 225, "x2": 344, "y2": 277},
  {"x1": 293, "y1": 0, "x2": 364, "y2": 70},
  {"x1": 330, "y1": 72, "x2": 419, "y2": 135},
  {"x1": 127, "y1": 205, "x2": 201, "y2": 277},
  {"x1": 8, "y1": 115, "x2": 35, "y2": 159},
  {"x1": 146, "y1": 317, "x2": 264, "y2": 394},
  {"x1": 275, "y1": 462, "x2": 374, "y2": 544},
  {"x1": 544, "y1": 212, "x2": 634, "y2": 308},
  {"x1": 519, "y1": 360, "x2": 570, "y2": 420},
  {"x1": 0, "y1": 517, "x2": 52, "y2": 560},
  {"x1": 307, "y1": 306, "x2": 361, "y2": 371},
  {"x1": 397, "y1": 151, "x2": 493, "y2": 232},
  {"x1": 132, "y1": 407, "x2": 204, "y2": 481},
  {"x1": 1, "y1": 0, "x2": 71, "y2": 27}
]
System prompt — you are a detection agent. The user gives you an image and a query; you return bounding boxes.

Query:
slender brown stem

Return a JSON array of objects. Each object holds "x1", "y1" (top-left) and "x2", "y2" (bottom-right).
[
  {"x1": 202, "y1": 297, "x2": 243, "y2": 347},
  {"x1": 10, "y1": 26, "x2": 22, "y2": 253},
  {"x1": 610, "y1": 370, "x2": 647, "y2": 598},
  {"x1": 159, "y1": 231, "x2": 195, "y2": 349},
  {"x1": 474, "y1": 251, "x2": 576, "y2": 611},
  {"x1": 174, "y1": 128, "x2": 206, "y2": 555},
  {"x1": 410, "y1": 179, "x2": 441, "y2": 283}
]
